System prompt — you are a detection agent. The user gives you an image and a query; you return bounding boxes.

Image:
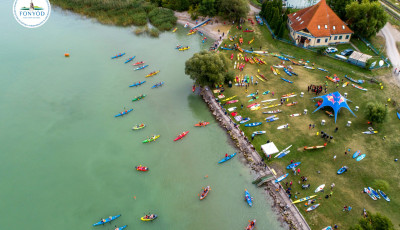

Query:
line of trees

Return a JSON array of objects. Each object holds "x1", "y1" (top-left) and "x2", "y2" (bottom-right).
[
  {"x1": 260, "y1": 0, "x2": 290, "y2": 38},
  {"x1": 150, "y1": 0, "x2": 249, "y2": 21}
]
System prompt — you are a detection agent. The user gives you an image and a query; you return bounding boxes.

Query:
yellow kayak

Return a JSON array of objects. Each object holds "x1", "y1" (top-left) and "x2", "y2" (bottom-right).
[
  {"x1": 292, "y1": 195, "x2": 317, "y2": 204},
  {"x1": 222, "y1": 95, "x2": 237, "y2": 102},
  {"x1": 276, "y1": 69, "x2": 281, "y2": 75},
  {"x1": 256, "y1": 75, "x2": 265, "y2": 82},
  {"x1": 179, "y1": 47, "x2": 190, "y2": 51},
  {"x1": 141, "y1": 214, "x2": 158, "y2": 221},
  {"x1": 172, "y1": 28, "x2": 177, "y2": 32},
  {"x1": 146, "y1": 70, "x2": 160, "y2": 78}
]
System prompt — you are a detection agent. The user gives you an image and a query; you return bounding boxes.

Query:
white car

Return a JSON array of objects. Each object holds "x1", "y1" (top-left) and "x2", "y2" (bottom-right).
[{"x1": 326, "y1": 47, "x2": 338, "y2": 53}]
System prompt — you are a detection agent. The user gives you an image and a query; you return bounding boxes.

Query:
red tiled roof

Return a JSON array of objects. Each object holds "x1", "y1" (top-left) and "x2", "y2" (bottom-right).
[{"x1": 288, "y1": 0, "x2": 353, "y2": 37}]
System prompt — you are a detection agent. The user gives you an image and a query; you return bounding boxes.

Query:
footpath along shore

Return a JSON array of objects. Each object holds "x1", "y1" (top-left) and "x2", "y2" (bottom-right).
[{"x1": 201, "y1": 86, "x2": 311, "y2": 230}]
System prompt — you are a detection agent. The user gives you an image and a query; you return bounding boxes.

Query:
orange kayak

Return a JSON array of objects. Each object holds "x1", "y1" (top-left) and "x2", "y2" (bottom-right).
[{"x1": 195, "y1": 122, "x2": 209, "y2": 127}]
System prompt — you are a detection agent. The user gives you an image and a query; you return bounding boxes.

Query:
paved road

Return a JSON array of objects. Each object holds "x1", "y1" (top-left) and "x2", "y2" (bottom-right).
[{"x1": 380, "y1": 23, "x2": 400, "y2": 83}]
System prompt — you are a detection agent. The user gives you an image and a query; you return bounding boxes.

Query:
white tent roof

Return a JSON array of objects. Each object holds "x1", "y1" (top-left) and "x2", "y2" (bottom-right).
[{"x1": 261, "y1": 142, "x2": 279, "y2": 156}]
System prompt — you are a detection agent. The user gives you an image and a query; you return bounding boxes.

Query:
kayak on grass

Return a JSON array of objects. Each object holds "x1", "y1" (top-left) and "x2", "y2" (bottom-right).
[
  {"x1": 362, "y1": 130, "x2": 378, "y2": 134},
  {"x1": 286, "y1": 162, "x2": 301, "y2": 169},
  {"x1": 151, "y1": 82, "x2": 165, "y2": 88},
  {"x1": 142, "y1": 135, "x2": 160, "y2": 143},
  {"x1": 292, "y1": 195, "x2": 317, "y2": 204},
  {"x1": 252, "y1": 131, "x2": 266, "y2": 135},
  {"x1": 378, "y1": 190, "x2": 390, "y2": 202},
  {"x1": 134, "y1": 65, "x2": 149, "y2": 70},
  {"x1": 111, "y1": 53, "x2": 125, "y2": 59},
  {"x1": 244, "y1": 122, "x2": 262, "y2": 127},
  {"x1": 132, "y1": 94, "x2": 146, "y2": 102},
  {"x1": 218, "y1": 152, "x2": 237, "y2": 164},
  {"x1": 133, "y1": 61, "x2": 145, "y2": 66},
  {"x1": 352, "y1": 150, "x2": 361, "y2": 158},
  {"x1": 200, "y1": 186, "x2": 210, "y2": 200},
  {"x1": 172, "y1": 28, "x2": 177, "y2": 32},
  {"x1": 246, "y1": 219, "x2": 256, "y2": 230},
  {"x1": 337, "y1": 166, "x2": 348, "y2": 174},
  {"x1": 129, "y1": 81, "x2": 146, "y2": 87},
  {"x1": 146, "y1": 70, "x2": 160, "y2": 78},
  {"x1": 368, "y1": 187, "x2": 380, "y2": 199},
  {"x1": 174, "y1": 131, "x2": 189, "y2": 141},
  {"x1": 364, "y1": 187, "x2": 377, "y2": 200},
  {"x1": 93, "y1": 214, "x2": 121, "y2": 226},
  {"x1": 240, "y1": 117, "x2": 251, "y2": 124},
  {"x1": 114, "y1": 109, "x2": 133, "y2": 117},
  {"x1": 132, "y1": 123, "x2": 146, "y2": 130},
  {"x1": 245, "y1": 189, "x2": 253, "y2": 207},
  {"x1": 135, "y1": 165, "x2": 149, "y2": 171},
  {"x1": 356, "y1": 154, "x2": 366, "y2": 161},
  {"x1": 281, "y1": 77, "x2": 293, "y2": 83},
  {"x1": 125, "y1": 56, "x2": 135, "y2": 63},
  {"x1": 141, "y1": 214, "x2": 157, "y2": 221},
  {"x1": 306, "y1": 204, "x2": 320, "y2": 212},
  {"x1": 315, "y1": 184, "x2": 325, "y2": 193},
  {"x1": 195, "y1": 121, "x2": 210, "y2": 127},
  {"x1": 275, "y1": 173, "x2": 289, "y2": 183}
]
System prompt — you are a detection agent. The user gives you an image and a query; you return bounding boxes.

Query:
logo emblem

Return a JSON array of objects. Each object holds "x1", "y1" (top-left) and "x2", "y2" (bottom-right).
[{"x1": 13, "y1": 0, "x2": 51, "y2": 28}]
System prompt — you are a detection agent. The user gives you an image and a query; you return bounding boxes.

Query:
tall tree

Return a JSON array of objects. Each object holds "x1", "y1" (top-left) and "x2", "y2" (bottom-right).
[
  {"x1": 219, "y1": 0, "x2": 249, "y2": 21},
  {"x1": 199, "y1": 0, "x2": 216, "y2": 16},
  {"x1": 364, "y1": 102, "x2": 387, "y2": 123},
  {"x1": 349, "y1": 212, "x2": 394, "y2": 230},
  {"x1": 327, "y1": 0, "x2": 352, "y2": 20},
  {"x1": 346, "y1": 0, "x2": 387, "y2": 38},
  {"x1": 185, "y1": 50, "x2": 231, "y2": 86}
]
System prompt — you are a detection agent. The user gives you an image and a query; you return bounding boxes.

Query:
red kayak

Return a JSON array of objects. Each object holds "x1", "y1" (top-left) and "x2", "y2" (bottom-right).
[
  {"x1": 132, "y1": 61, "x2": 145, "y2": 66},
  {"x1": 174, "y1": 131, "x2": 189, "y2": 141},
  {"x1": 135, "y1": 165, "x2": 149, "y2": 171},
  {"x1": 246, "y1": 219, "x2": 256, "y2": 230}
]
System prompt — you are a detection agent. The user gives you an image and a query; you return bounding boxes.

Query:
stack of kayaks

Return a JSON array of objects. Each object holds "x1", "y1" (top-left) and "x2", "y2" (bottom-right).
[
  {"x1": 132, "y1": 123, "x2": 146, "y2": 130},
  {"x1": 218, "y1": 153, "x2": 236, "y2": 163},
  {"x1": 146, "y1": 70, "x2": 160, "y2": 78},
  {"x1": 199, "y1": 186, "x2": 210, "y2": 200},
  {"x1": 115, "y1": 109, "x2": 133, "y2": 117},
  {"x1": 151, "y1": 82, "x2": 165, "y2": 88},
  {"x1": 111, "y1": 53, "x2": 125, "y2": 59},
  {"x1": 93, "y1": 214, "x2": 121, "y2": 226},
  {"x1": 129, "y1": 81, "x2": 146, "y2": 87},
  {"x1": 132, "y1": 94, "x2": 146, "y2": 102},
  {"x1": 125, "y1": 56, "x2": 135, "y2": 63},
  {"x1": 143, "y1": 135, "x2": 160, "y2": 143}
]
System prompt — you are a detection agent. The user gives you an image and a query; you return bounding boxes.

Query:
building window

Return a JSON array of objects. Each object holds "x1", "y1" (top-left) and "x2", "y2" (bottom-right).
[
  {"x1": 339, "y1": 36, "x2": 342, "y2": 40},
  {"x1": 333, "y1": 26, "x2": 336, "y2": 30},
  {"x1": 334, "y1": 36, "x2": 337, "y2": 40},
  {"x1": 325, "y1": 25, "x2": 327, "y2": 29},
  {"x1": 318, "y1": 25, "x2": 320, "y2": 29},
  {"x1": 342, "y1": 25, "x2": 345, "y2": 29},
  {"x1": 325, "y1": 38, "x2": 328, "y2": 43},
  {"x1": 346, "y1": 35, "x2": 350, "y2": 39},
  {"x1": 317, "y1": 39, "x2": 320, "y2": 43}
]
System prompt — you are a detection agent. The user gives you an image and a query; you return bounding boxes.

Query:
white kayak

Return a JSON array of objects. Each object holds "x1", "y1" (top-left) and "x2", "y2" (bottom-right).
[
  {"x1": 261, "y1": 99, "x2": 277, "y2": 103},
  {"x1": 290, "y1": 113, "x2": 301, "y2": 117},
  {"x1": 277, "y1": 124, "x2": 289, "y2": 129},
  {"x1": 228, "y1": 107, "x2": 237, "y2": 112},
  {"x1": 315, "y1": 184, "x2": 325, "y2": 193}
]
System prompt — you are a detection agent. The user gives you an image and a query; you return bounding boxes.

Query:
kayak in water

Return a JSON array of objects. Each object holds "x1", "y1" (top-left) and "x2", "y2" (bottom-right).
[
  {"x1": 111, "y1": 53, "x2": 125, "y2": 59},
  {"x1": 142, "y1": 135, "x2": 160, "y2": 143},
  {"x1": 114, "y1": 109, "x2": 133, "y2": 117},
  {"x1": 141, "y1": 214, "x2": 157, "y2": 221},
  {"x1": 135, "y1": 165, "x2": 149, "y2": 171},
  {"x1": 194, "y1": 121, "x2": 209, "y2": 127},
  {"x1": 218, "y1": 153, "x2": 236, "y2": 164},
  {"x1": 174, "y1": 131, "x2": 189, "y2": 141},
  {"x1": 93, "y1": 214, "x2": 121, "y2": 226},
  {"x1": 246, "y1": 219, "x2": 256, "y2": 230},
  {"x1": 199, "y1": 186, "x2": 211, "y2": 200},
  {"x1": 132, "y1": 123, "x2": 146, "y2": 130}
]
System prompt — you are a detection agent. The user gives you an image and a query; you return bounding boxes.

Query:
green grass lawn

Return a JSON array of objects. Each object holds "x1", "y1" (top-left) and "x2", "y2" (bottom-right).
[
  {"x1": 220, "y1": 20, "x2": 399, "y2": 230},
  {"x1": 350, "y1": 38, "x2": 377, "y2": 56}
]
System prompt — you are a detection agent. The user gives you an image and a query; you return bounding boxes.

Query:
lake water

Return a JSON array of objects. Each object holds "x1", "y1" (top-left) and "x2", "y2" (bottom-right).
[{"x1": 0, "y1": 3, "x2": 284, "y2": 230}]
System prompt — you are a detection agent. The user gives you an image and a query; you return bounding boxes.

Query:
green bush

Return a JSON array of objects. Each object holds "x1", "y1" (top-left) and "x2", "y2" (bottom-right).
[
  {"x1": 149, "y1": 28, "x2": 160, "y2": 37},
  {"x1": 373, "y1": 179, "x2": 389, "y2": 191},
  {"x1": 365, "y1": 102, "x2": 387, "y2": 123}
]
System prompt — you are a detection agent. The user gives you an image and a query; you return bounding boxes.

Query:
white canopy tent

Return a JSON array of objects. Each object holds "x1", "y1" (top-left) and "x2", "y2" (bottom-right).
[{"x1": 261, "y1": 142, "x2": 279, "y2": 156}]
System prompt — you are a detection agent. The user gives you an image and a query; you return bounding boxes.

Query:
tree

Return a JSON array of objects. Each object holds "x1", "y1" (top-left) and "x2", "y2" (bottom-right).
[
  {"x1": 327, "y1": 0, "x2": 352, "y2": 20},
  {"x1": 219, "y1": 0, "x2": 249, "y2": 21},
  {"x1": 349, "y1": 212, "x2": 394, "y2": 230},
  {"x1": 277, "y1": 23, "x2": 286, "y2": 38},
  {"x1": 199, "y1": 0, "x2": 216, "y2": 16},
  {"x1": 185, "y1": 50, "x2": 230, "y2": 86},
  {"x1": 346, "y1": 0, "x2": 387, "y2": 38},
  {"x1": 365, "y1": 102, "x2": 387, "y2": 123}
]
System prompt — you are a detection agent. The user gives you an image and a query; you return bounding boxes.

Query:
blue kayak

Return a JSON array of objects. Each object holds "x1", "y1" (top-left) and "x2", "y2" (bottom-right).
[
  {"x1": 352, "y1": 150, "x2": 361, "y2": 158},
  {"x1": 379, "y1": 190, "x2": 390, "y2": 202},
  {"x1": 286, "y1": 162, "x2": 301, "y2": 169},
  {"x1": 245, "y1": 122, "x2": 262, "y2": 127},
  {"x1": 397, "y1": 112, "x2": 400, "y2": 120},
  {"x1": 111, "y1": 53, "x2": 125, "y2": 59},
  {"x1": 114, "y1": 109, "x2": 133, "y2": 117},
  {"x1": 93, "y1": 214, "x2": 121, "y2": 226},
  {"x1": 151, "y1": 82, "x2": 165, "y2": 88},
  {"x1": 220, "y1": 47, "x2": 234, "y2": 50},
  {"x1": 134, "y1": 65, "x2": 149, "y2": 70},
  {"x1": 275, "y1": 173, "x2": 289, "y2": 183},
  {"x1": 239, "y1": 117, "x2": 250, "y2": 124},
  {"x1": 368, "y1": 187, "x2": 380, "y2": 199},
  {"x1": 280, "y1": 77, "x2": 293, "y2": 83},
  {"x1": 218, "y1": 153, "x2": 237, "y2": 163},
  {"x1": 245, "y1": 189, "x2": 253, "y2": 207},
  {"x1": 278, "y1": 56, "x2": 290, "y2": 61},
  {"x1": 317, "y1": 68, "x2": 328, "y2": 72},
  {"x1": 125, "y1": 56, "x2": 135, "y2": 63},
  {"x1": 129, "y1": 81, "x2": 146, "y2": 87},
  {"x1": 356, "y1": 154, "x2": 366, "y2": 161},
  {"x1": 337, "y1": 166, "x2": 348, "y2": 174},
  {"x1": 115, "y1": 225, "x2": 127, "y2": 230},
  {"x1": 283, "y1": 68, "x2": 292, "y2": 76}
]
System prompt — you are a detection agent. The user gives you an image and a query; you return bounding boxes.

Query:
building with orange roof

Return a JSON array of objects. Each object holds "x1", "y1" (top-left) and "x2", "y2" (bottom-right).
[{"x1": 287, "y1": 0, "x2": 353, "y2": 47}]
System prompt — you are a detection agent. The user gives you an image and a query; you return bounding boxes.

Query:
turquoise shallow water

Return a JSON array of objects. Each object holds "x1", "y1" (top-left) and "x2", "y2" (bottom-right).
[{"x1": 0, "y1": 3, "x2": 284, "y2": 230}]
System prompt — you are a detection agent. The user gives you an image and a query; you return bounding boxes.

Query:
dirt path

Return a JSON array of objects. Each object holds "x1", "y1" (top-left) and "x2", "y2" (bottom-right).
[{"x1": 380, "y1": 23, "x2": 400, "y2": 84}]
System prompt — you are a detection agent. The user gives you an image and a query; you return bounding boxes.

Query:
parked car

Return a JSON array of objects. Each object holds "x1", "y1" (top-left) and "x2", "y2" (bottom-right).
[
  {"x1": 326, "y1": 47, "x2": 338, "y2": 53},
  {"x1": 341, "y1": 49, "x2": 354, "y2": 56}
]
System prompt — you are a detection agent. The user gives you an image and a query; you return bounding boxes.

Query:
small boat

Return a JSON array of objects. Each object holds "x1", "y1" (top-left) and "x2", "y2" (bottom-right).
[
  {"x1": 151, "y1": 82, "x2": 165, "y2": 88},
  {"x1": 265, "y1": 117, "x2": 279, "y2": 123},
  {"x1": 226, "y1": 100, "x2": 238, "y2": 104},
  {"x1": 283, "y1": 68, "x2": 292, "y2": 76},
  {"x1": 356, "y1": 154, "x2": 366, "y2": 161},
  {"x1": 263, "y1": 91, "x2": 270, "y2": 95},
  {"x1": 248, "y1": 96, "x2": 258, "y2": 102},
  {"x1": 274, "y1": 145, "x2": 292, "y2": 158},
  {"x1": 352, "y1": 150, "x2": 361, "y2": 158},
  {"x1": 292, "y1": 195, "x2": 317, "y2": 204},
  {"x1": 245, "y1": 189, "x2": 253, "y2": 207},
  {"x1": 273, "y1": 65, "x2": 285, "y2": 68},
  {"x1": 227, "y1": 107, "x2": 236, "y2": 112},
  {"x1": 345, "y1": 75, "x2": 364, "y2": 84},
  {"x1": 306, "y1": 204, "x2": 320, "y2": 212},
  {"x1": 132, "y1": 94, "x2": 146, "y2": 102},
  {"x1": 368, "y1": 187, "x2": 380, "y2": 199},
  {"x1": 175, "y1": 45, "x2": 182, "y2": 49},
  {"x1": 286, "y1": 162, "x2": 301, "y2": 169},
  {"x1": 315, "y1": 184, "x2": 325, "y2": 193},
  {"x1": 364, "y1": 187, "x2": 377, "y2": 200},
  {"x1": 114, "y1": 225, "x2": 127, "y2": 230},
  {"x1": 146, "y1": 70, "x2": 160, "y2": 78},
  {"x1": 132, "y1": 61, "x2": 145, "y2": 66},
  {"x1": 114, "y1": 109, "x2": 133, "y2": 117},
  {"x1": 397, "y1": 112, "x2": 400, "y2": 120},
  {"x1": 337, "y1": 166, "x2": 348, "y2": 174},
  {"x1": 304, "y1": 66, "x2": 315, "y2": 70},
  {"x1": 275, "y1": 173, "x2": 289, "y2": 183},
  {"x1": 290, "y1": 113, "x2": 301, "y2": 117},
  {"x1": 378, "y1": 190, "x2": 390, "y2": 202},
  {"x1": 111, "y1": 53, "x2": 125, "y2": 59},
  {"x1": 172, "y1": 28, "x2": 177, "y2": 32},
  {"x1": 125, "y1": 56, "x2": 135, "y2": 63},
  {"x1": 239, "y1": 117, "x2": 251, "y2": 124},
  {"x1": 245, "y1": 122, "x2": 262, "y2": 127},
  {"x1": 142, "y1": 135, "x2": 160, "y2": 143},
  {"x1": 179, "y1": 46, "x2": 190, "y2": 51},
  {"x1": 222, "y1": 95, "x2": 237, "y2": 102},
  {"x1": 174, "y1": 131, "x2": 189, "y2": 141},
  {"x1": 93, "y1": 214, "x2": 121, "y2": 226},
  {"x1": 263, "y1": 109, "x2": 282, "y2": 114},
  {"x1": 218, "y1": 153, "x2": 237, "y2": 164},
  {"x1": 317, "y1": 68, "x2": 329, "y2": 72},
  {"x1": 246, "y1": 219, "x2": 256, "y2": 230},
  {"x1": 200, "y1": 186, "x2": 210, "y2": 200},
  {"x1": 303, "y1": 145, "x2": 325, "y2": 150},
  {"x1": 271, "y1": 66, "x2": 277, "y2": 75},
  {"x1": 141, "y1": 214, "x2": 157, "y2": 221},
  {"x1": 129, "y1": 81, "x2": 146, "y2": 87},
  {"x1": 362, "y1": 130, "x2": 378, "y2": 134},
  {"x1": 322, "y1": 226, "x2": 332, "y2": 230},
  {"x1": 134, "y1": 65, "x2": 149, "y2": 70},
  {"x1": 277, "y1": 124, "x2": 289, "y2": 130},
  {"x1": 281, "y1": 77, "x2": 293, "y2": 83},
  {"x1": 195, "y1": 121, "x2": 210, "y2": 127},
  {"x1": 132, "y1": 123, "x2": 146, "y2": 130},
  {"x1": 286, "y1": 102, "x2": 298, "y2": 106},
  {"x1": 342, "y1": 82, "x2": 349, "y2": 87},
  {"x1": 135, "y1": 165, "x2": 149, "y2": 171},
  {"x1": 352, "y1": 84, "x2": 367, "y2": 91}
]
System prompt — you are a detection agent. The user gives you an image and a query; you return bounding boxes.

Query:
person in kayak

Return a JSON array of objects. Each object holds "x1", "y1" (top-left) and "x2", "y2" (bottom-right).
[{"x1": 225, "y1": 153, "x2": 228, "y2": 157}]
